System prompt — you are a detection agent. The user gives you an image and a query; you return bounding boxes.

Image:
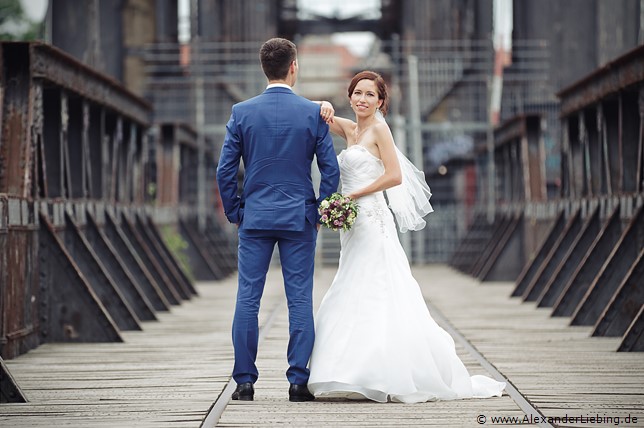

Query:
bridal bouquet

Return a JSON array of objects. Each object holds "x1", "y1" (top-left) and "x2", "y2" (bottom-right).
[{"x1": 318, "y1": 193, "x2": 359, "y2": 232}]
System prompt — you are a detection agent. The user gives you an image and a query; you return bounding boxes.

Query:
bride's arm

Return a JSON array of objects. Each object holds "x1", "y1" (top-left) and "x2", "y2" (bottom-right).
[
  {"x1": 328, "y1": 116, "x2": 354, "y2": 140},
  {"x1": 313, "y1": 101, "x2": 354, "y2": 140},
  {"x1": 346, "y1": 123, "x2": 402, "y2": 200}
]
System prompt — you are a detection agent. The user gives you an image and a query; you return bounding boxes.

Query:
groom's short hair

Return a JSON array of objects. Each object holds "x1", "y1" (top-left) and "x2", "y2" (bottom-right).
[{"x1": 260, "y1": 38, "x2": 297, "y2": 81}]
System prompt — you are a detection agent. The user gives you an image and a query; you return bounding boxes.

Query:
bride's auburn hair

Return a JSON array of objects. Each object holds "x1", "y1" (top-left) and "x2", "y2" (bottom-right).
[{"x1": 348, "y1": 71, "x2": 389, "y2": 117}]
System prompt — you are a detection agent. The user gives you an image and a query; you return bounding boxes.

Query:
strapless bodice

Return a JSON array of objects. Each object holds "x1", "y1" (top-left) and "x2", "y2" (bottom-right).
[{"x1": 338, "y1": 145, "x2": 386, "y2": 205}]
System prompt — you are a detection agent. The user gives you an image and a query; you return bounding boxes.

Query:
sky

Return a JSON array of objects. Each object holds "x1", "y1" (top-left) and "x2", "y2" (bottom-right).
[
  {"x1": 294, "y1": 0, "x2": 380, "y2": 57},
  {"x1": 298, "y1": 0, "x2": 380, "y2": 19},
  {"x1": 21, "y1": 0, "x2": 48, "y2": 21}
]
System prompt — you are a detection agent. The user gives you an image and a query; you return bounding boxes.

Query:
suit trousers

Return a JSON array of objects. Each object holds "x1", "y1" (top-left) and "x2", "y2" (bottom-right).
[{"x1": 232, "y1": 221, "x2": 318, "y2": 385}]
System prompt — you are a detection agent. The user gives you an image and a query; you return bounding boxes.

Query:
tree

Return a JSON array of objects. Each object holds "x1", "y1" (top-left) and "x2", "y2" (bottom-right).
[{"x1": 0, "y1": 0, "x2": 42, "y2": 41}]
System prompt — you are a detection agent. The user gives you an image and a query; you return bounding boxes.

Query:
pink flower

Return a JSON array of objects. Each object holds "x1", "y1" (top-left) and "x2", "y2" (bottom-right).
[{"x1": 319, "y1": 192, "x2": 359, "y2": 232}]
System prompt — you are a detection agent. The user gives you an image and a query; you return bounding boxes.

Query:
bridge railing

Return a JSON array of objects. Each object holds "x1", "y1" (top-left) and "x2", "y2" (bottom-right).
[
  {"x1": 0, "y1": 42, "x2": 236, "y2": 373},
  {"x1": 450, "y1": 44, "x2": 644, "y2": 352}
]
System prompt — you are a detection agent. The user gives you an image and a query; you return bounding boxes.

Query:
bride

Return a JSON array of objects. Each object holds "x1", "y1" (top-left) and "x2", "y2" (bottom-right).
[{"x1": 309, "y1": 71, "x2": 506, "y2": 403}]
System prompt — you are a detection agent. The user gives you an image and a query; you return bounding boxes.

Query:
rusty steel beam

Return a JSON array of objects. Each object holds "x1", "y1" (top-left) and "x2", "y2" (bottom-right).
[
  {"x1": 179, "y1": 219, "x2": 228, "y2": 280},
  {"x1": 142, "y1": 216, "x2": 197, "y2": 295},
  {"x1": 155, "y1": 125, "x2": 177, "y2": 206},
  {"x1": 42, "y1": 87, "x2": 63, "y2": 198},
  {"x1": 473, "y1": 212, "x2": 522, "y2": 281},
  {"x1": 618, "y1": 305, "x2": 644, "y2": 352},
  {"x1": 179, "y1": 146, "x2": 198, "y2": 205},
  {"x1": 0, "y1": 44, "x2": 32, "y2": 197},
  {"x1": 84, "y1": 210, "x2": 157, "y2": 321},
  {"x1": 560, "y1": 71, "x2": 643, "y2": 199},
  {"x1": 103, "y1": 210, "x2": 171, "y2": 312},
  {"x1": 0, "y1": 357, "x2": 26, "y2": 403},
  {"x1": 176, "y1": 219, "x2": 219, "y2": 281},
  {"x1": 448, "y1": 213, "x2": 486, "y2": 272},
  {"x1": 31, "y1": 82, "x2": 45, "y2": 199},
  {"x1": 494, "y1": 114, "x2": 530, "y2": 147},
  {"x1": 2, "y1": 41, "x2": 154, "y2": 206},
  {"x1": 122, "y1": 124, "x2": 137, "y2": 203},
  {"x1": 26, "y1": 42, "x2": 151, "y2": 125},
  {"x1": 571, "y1": 204, "x2": 644, "y2": 326},
  {"x1": 0, "y1": 196, "x2": 40, "y2": 359},
  {"x1": 523, "y1": 208, "x2": 583, "y2": 302},
  {"x1": 479, "y1": 213, "x2": 525, "y2": 282},
  {"x1": 492, "y1": 114, "x2": 547, "y2": 205},
  {"x1": 62, "y1": 211, "x2": 141, "y2": 331},
  {"x1": 119, "y1": 212, "x2": 182, "y2": 305},
  {"x1": 38, "y1": 212, "x2": 122, "y2": 343},
  {"x1": 133, "y1": 215, "x2": 193, "y2": 300},
  {"x1": 200, "y1": 219, "x2": 236, "y2": 275},
  {"x1": 632, "y1": 85, "x2": 644, "y2": 194},
  {"x1": 1, "y1": 199, "x2": 8, "y2": 356},
  {"x1": 0, "y1": 42, "x2": 3, "y2": 150},
  {"x1": 87, "y1": 104, "x2": 103, "y2": 199},
  {"x1": 537, "y1": 205, "x2": 602, "y2": 307},
  {"x1": 469, "y1": 215, "x2": 513, "y2": 277},
  {"x1": 512, "y1": 211, "x2": 565, "y2": 297},
  {"x1": 0, "y1": 41, "x2": 151, "y2": 199},
  {"x1": 449, "y1": 214, "x2": 494, "y2": 273},
  {"x1": 174, "y1": 123, "x2": 198, "y2": 149},
  {"x1": 186, "y1": 217, "x2": 231, "y2": 276},
  {"x1": 557, "y1": 44, "x2": 644, "y2": 118},
  {"x1": 205, "y1": 216, "x2": 238, "y2": 273},
  {"x1": 0, "y1": 199, "x2": 5, "y2": 352},
  {"x1": 0, "y1": 39, "x2": 197, "y2": 363},
  {"x1": 552, "y1": 204, "x2": 623, "y2": 317},
  {"x1": 107, "y1": 116, "x2": 122, "y2": 203},
  {"x1": 594, "y1": 248, "x2": 643, "y2": 338}
]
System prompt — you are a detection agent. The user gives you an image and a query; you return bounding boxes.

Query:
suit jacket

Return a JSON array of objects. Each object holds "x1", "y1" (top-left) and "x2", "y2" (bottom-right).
[{"x1": 216, "y1": 87, "x2": 340, "y2": 231}]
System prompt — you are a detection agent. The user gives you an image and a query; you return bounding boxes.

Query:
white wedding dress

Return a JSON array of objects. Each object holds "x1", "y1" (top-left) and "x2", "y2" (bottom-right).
[{"x1": 308, "y1": 145, "x2": 506, "y2": 403}]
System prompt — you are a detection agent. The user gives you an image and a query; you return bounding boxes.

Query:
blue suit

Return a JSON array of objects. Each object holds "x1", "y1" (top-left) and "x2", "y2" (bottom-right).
[{"x1": 216, "y1": 86, "x2": 340, "y2": 385}]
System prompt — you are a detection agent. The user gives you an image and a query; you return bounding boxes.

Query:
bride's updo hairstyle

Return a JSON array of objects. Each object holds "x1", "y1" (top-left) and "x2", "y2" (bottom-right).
[{"x1": 348, "y1": 70, "x2": 389, "y2": 117}]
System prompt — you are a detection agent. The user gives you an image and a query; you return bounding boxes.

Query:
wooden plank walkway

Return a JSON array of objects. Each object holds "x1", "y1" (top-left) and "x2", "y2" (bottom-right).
[{"x1": 1, "y1": 265, "x2": 643, "y2": 427}]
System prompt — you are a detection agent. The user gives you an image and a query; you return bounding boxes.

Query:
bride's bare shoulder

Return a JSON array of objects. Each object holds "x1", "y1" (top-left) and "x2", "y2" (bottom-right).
[{"x1": 373, "y1": 121, "x2": 394, "y2": 139}]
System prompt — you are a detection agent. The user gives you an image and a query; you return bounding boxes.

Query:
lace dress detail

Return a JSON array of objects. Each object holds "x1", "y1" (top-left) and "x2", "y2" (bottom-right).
[{"x1": 363, "y1": 203, "x2": 387, "y2": 235}]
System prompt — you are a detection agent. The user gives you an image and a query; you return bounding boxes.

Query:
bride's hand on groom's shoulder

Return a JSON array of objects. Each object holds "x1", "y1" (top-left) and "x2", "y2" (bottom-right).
[{"x1": 319, "y1": 101, "x2": 335, "y2": 124}]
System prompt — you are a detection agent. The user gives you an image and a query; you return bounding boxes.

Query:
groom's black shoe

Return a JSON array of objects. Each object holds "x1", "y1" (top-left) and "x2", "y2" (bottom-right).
[
  {"x1": 289, "y1": 383, "x2": 315, "y2": 402},
  {"x1": 231, "y1": 382, "x2": 254, "y2": 401}
]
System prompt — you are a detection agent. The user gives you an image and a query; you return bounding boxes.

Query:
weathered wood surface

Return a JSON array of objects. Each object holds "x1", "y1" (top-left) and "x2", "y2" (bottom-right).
[
  {"x1": 418, "y1": 266, "x2": 644, "y2": 428},
  {"x1": 0, "y1": 275, "x2": 277, "y2": 427},
  {"x1": 216, "y1": 268, "x2": 522, "y2": 428},
  {"x1": 1, "y1": 265, "x2": 643, "y2": 427}
]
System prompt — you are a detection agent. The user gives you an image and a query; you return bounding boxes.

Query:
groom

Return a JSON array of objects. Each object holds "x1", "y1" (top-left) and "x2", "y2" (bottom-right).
[{"x1": 216, "y1": 38, "x2": 340, "y2": 402}]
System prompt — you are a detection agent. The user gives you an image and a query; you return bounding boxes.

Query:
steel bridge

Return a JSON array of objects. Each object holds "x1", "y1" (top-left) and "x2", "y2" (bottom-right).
[{"x1": 1, "y1": 0, "x2": 643, "y2": 422}]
